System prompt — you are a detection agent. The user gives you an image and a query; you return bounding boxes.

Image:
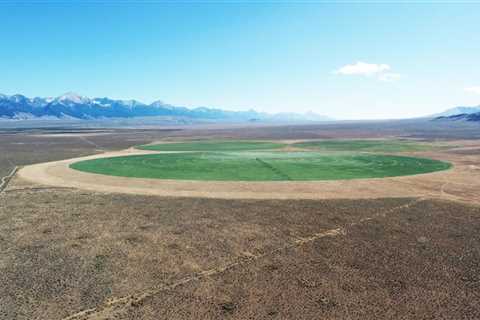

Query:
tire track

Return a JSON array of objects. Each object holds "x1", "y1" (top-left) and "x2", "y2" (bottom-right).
[
  {"x1": 0, "y1": 166, "x2": 19, "y2": 193},
  {"x1": 78, "y1": 136, "x2": 104, "y2": 151},
  {"x1": 61, "y1": 198, "x2": 423, "y2": 320},
  {"x1": 4, "y1": 186, "x2": 76, "y2": 193}
]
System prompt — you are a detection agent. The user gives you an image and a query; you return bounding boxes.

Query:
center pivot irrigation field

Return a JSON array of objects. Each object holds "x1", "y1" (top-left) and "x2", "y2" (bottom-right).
[
  {"x1": 293, "y1": 139, "x2": 440, "y2": 152},
  {"x1": 138, "y1": 140, "x2": 286, "y2": 151},
  {"x1": 70, "y1": 140, "x2": 451, "y2": 181}
]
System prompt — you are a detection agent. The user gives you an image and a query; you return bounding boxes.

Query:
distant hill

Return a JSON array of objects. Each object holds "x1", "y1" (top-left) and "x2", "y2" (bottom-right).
[
  {"x1": 433, "y1": 105, "x2": 480, "y2": 118},
  {"x1": 432, "y1": 103, "x2": 480, "y2": 122},
  {"x1": 435, "y1": 112, "x2": 480, "y2": 122},
  {"x1": 0, "y1": 92, "x2": 330, "y2": 123}
]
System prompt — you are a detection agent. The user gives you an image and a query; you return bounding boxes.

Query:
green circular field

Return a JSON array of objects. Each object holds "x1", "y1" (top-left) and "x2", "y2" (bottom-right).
[
  {"x1": 293, "y1": 139, "x2": 438, "y2": 153},
  {"x1": 138, "y1": 140, "x2": 285, "y2": 151},
  {"x1": 70, "y1": 152, "x2": 451, "y2": 181}
]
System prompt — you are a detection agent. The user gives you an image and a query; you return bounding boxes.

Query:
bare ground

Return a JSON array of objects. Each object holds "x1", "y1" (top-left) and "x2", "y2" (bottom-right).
[
  {"x1": 1, "y1": 189, "x2": 479, "y2": 319},
  {"x1": 1, "y1": 123, "x2": 480, "y2": 319}
]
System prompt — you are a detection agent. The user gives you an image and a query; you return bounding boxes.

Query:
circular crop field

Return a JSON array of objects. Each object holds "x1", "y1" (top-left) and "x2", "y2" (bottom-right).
[
  {"x1": 138, "y1": 140, "x2": 285, "y2": 151},
  {"x1": 293, "y1": 139, "x2": 438, "y2": 153},
  {"x1": 70, "y1": 152, "x2": 451, "y2": 181}
]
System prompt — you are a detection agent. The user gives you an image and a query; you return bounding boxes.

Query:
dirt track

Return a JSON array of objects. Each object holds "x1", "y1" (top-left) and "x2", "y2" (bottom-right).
[{"x1": 16, "y1": 145, "x2": 480, "y2": 205}]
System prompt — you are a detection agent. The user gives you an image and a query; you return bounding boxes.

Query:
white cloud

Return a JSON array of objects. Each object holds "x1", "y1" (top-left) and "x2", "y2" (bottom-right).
[
  {"x1": 465, "y1": 86, "x2": 480, "y2": 94},
  {"x1": 378, "y1": 73, "x2": 402, "y2": 82},
  {"x1": 335, "y1": 61, "x2": 401, "y2": 81},
  {"x1": 335, "y1": 61, "x2": 390, "y2": 76}
]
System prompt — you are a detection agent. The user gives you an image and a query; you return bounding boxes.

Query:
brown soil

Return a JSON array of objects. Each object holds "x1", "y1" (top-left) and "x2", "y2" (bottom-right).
[{"x1": 1, "y1": 191, "x2": 479, "y2": 319}]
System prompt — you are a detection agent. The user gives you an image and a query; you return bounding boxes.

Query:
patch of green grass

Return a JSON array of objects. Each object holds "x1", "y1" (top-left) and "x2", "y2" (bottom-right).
[
  {"x1": 70, "y1": 152, "x2": 451, "y2": 181},
  {"x1": 137, "y1": 140, "x2": 285, "y2": 152},
  {"x1": 293, "y1": 139, "x2": 438, "y2": 153}
]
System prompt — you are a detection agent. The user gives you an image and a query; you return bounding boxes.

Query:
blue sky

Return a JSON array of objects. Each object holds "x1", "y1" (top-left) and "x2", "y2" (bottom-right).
[{"x1": 1, "y1": 2, "x2": 479, "y2": 119}]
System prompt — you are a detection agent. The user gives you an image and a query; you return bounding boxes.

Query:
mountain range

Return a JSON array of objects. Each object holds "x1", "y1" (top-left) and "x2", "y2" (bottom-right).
[{"x1": 0, "y1": 92, "x2": 330, "y2": 122}]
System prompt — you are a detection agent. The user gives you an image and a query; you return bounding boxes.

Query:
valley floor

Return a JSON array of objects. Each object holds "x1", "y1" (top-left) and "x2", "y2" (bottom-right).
[{"x1": 1, "y1": 121, "x2": 480, "y2": 319}]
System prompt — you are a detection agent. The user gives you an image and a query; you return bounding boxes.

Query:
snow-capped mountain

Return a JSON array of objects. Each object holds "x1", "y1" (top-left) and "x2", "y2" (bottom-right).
[
  {"x1": 435, "y1": 112, "x2": 480, "y2": 122},
  {"x1": 432, "y1": 105, "x2": 480, "y2": 117},
  {"x1": 54, "y1": 92, "x2": 90, "y2": 105},
  {"x1": 432, "y1": 104, "x2": 480, "y2": 122},
  {"x1": 0, "y1": 92, "x2": 330, "y2": 122}
]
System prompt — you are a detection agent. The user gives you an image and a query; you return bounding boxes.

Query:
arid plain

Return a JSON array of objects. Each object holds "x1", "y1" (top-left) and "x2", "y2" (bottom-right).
[{"x1": 1, "y1": 120, "x2": 480, "y2": 319}]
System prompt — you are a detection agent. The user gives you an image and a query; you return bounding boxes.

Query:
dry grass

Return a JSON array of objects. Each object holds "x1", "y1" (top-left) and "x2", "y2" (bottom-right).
[
  {"x1": 1, "y1": 122, "x2": 480, "y2": 319},
  {"x1": 1, "y1": 188, "x2": 479, "y2": 319}
]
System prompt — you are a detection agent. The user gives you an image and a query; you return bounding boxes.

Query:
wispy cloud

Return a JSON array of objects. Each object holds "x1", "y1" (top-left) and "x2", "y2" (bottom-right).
[
  {"x1": 378, "y1": 73, "x2": 402, "y2": 82},
  {"x1": 335, "y1": 62, "x2": 390, "y2": 76},
  {"x1": 335, "y1": 61, "x2": 401, "y2": 81},
  {"x1": 464, "y1": 86, "x2": 480, "y2": 94}
]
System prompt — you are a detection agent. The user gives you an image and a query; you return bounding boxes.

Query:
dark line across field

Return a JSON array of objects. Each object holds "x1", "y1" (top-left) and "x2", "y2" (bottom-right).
[{"x1": 254, "y1": 158, "x2": 292, "y2": 181}]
